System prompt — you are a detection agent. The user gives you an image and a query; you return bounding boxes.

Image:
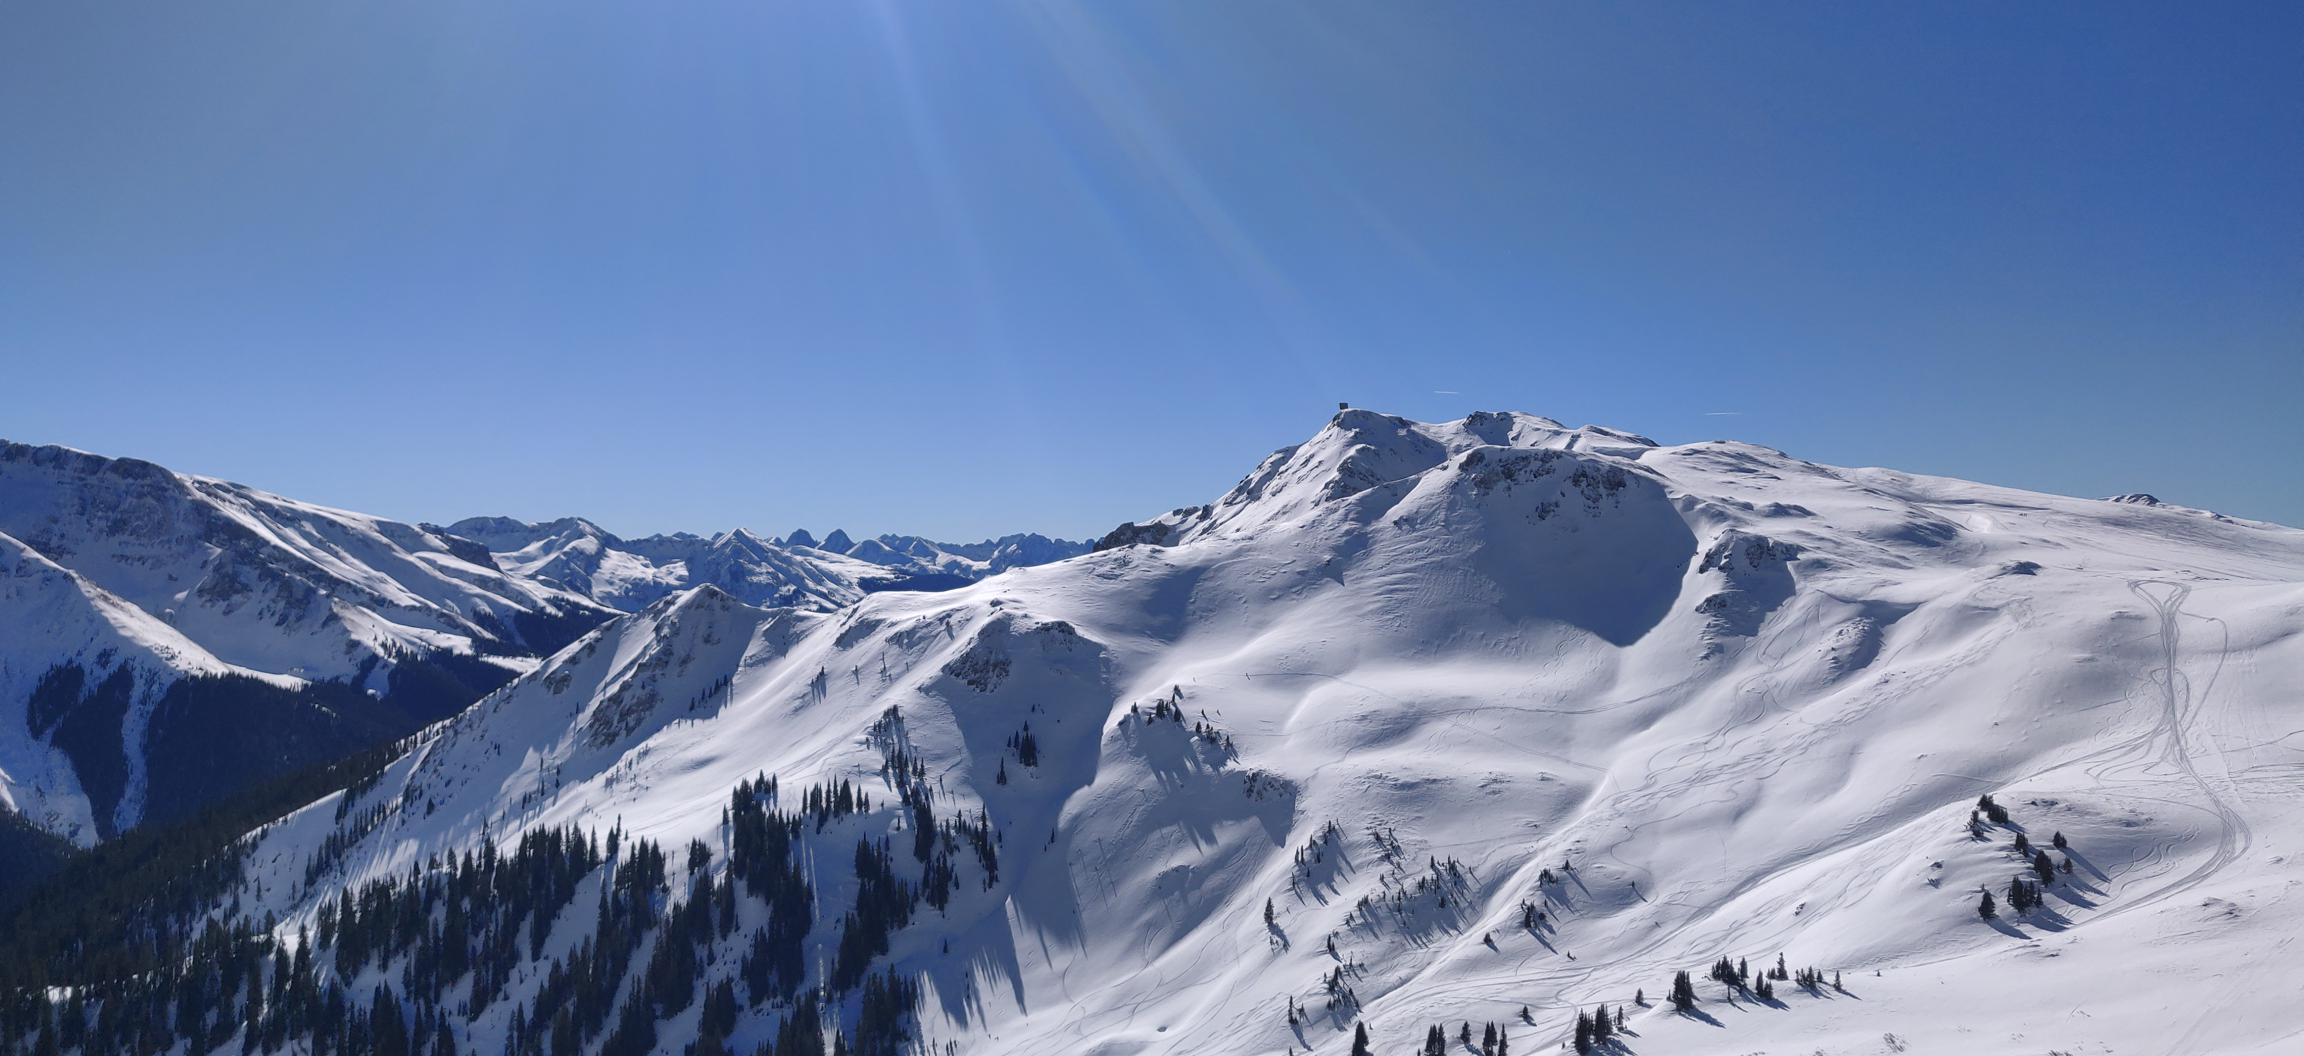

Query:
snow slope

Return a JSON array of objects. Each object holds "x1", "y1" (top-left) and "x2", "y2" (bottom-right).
[{"x1": 217, "y1": 409, "x2": 2304, "y2": 1055}]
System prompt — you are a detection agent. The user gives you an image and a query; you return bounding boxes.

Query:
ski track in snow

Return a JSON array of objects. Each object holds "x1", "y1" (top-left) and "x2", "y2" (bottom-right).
[{"x1": 2090, "y1": 580, "x2": 2250, "y2": 922}]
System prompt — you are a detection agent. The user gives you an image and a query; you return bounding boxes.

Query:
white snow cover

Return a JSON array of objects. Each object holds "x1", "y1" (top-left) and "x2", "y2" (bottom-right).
[{"x1": 214, "y1": 410, "x2": 2304, "y2": 1055}]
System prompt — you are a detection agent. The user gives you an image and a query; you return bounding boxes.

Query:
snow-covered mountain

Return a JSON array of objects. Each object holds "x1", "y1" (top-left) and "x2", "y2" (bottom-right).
[
  {"x1": 0, "y1": 440, "x2": 614, "y2": 842},
  {"x1": 832, "y1": 530, "x2": 1090, "y2": 578},
  {"x1": 444, "y1": 515, "x2": 1086, "y2": 613},
  {"x1": 13, "y1": 409, "x2": 2304, "y2": 1056}
]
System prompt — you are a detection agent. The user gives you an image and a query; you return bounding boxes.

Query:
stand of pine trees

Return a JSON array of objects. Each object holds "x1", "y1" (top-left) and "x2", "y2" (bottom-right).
[
  {"x1": 0, "y1": 767, "x2": 986, "y2": 1056},
  {"x1": 1570, "y1": 1001, "x2": 1615, "y2": 1054}
]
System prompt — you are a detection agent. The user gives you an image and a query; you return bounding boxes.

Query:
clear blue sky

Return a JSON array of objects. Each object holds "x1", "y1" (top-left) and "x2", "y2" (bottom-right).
[{"x1": 4, "y1": 2, "x2": 2299, "y2": 540}]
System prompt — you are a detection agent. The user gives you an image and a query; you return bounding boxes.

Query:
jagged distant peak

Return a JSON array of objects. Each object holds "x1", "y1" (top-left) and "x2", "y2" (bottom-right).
[
  {"x1": 713, "y1": 526, "x2": 776, "y2": 553},
  {"x1": 444, "y1": 514, "x2": 1089, "y2": 616},
  {"x1": 445, "y1": 514, "x2": 612, "y2": 548}
]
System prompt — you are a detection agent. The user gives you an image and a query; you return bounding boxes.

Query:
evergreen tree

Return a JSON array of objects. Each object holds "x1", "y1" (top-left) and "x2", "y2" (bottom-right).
[
  {"x1": 1350, "y1": 1021, "x2": 1372, "y2": 1056},
  {"x1": 371, "y1": 985, "x2": 409, "y2": 1056},
  {"x1": 1669, "y1": 970, "x2": 1697, "y2": 1012},
  {"x1": 1979, "y1": 890, "x2": 1997, "y2": 919}
]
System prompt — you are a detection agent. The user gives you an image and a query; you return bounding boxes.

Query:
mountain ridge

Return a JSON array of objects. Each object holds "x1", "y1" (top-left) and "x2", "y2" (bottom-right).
[{"x1": 5, "y1": 410, "x2": 2301, "y2": 1056}]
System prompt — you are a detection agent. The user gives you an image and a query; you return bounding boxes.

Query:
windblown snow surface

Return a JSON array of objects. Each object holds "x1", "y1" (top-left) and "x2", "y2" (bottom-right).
[{"x1": 227, "y1": 410, "x2": 2304, "y2": 1055}]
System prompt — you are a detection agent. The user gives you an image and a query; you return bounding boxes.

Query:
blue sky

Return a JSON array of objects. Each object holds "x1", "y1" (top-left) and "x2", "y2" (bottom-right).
[{"x1": 4, "y1": 2, "x2": 2299, "y2": 540}]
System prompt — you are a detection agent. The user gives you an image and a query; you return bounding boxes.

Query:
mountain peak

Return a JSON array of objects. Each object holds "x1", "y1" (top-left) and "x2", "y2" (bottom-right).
[
  {"x1": 1094, "y1": 408, "x2": 1672, "y2": 550},
  {"x1": 717, "y1": 527, "x2": 774, "y2": 550}
]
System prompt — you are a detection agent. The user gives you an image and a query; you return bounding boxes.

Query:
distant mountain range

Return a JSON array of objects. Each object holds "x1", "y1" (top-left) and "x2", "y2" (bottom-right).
[
  {"x1": 0, "y1": 439, "x2": 1081, "y2": 844},
  {"x1": 442, "y1": 516, "x2": 1086, "y2": 613}
]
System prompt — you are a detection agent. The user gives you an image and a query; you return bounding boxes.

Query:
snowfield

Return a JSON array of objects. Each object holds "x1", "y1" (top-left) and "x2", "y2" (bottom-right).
[{"x1": 41, "y1": 410, "x2": 2304, "y2": 1054}]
